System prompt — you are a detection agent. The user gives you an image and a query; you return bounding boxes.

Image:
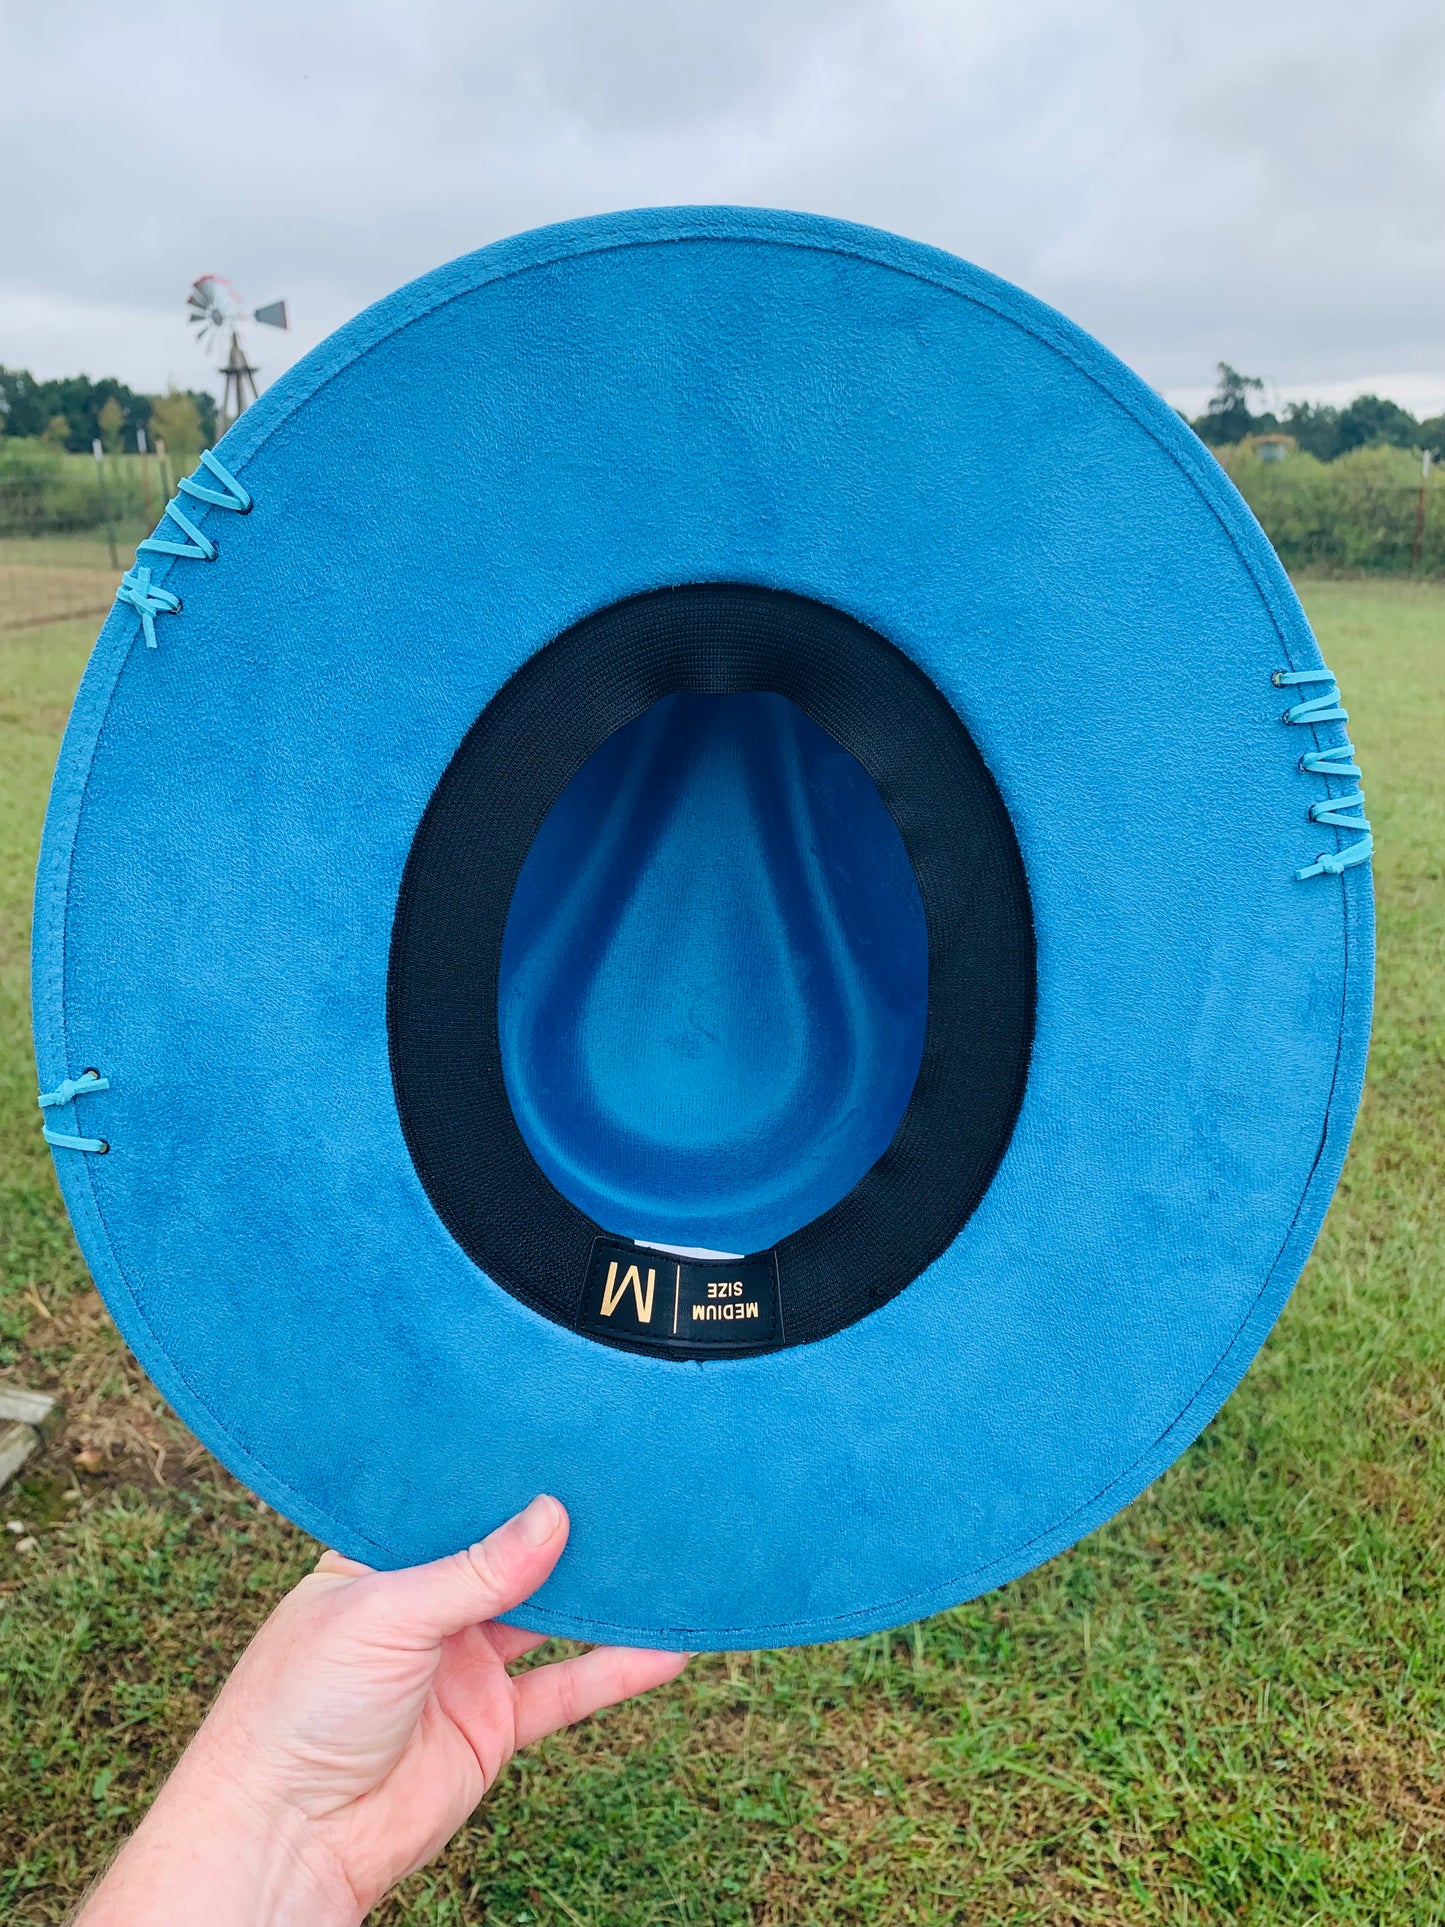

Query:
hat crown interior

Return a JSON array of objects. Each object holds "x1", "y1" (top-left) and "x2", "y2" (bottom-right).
[{"x1": 498, "y1": 690, "x2": 929, "y2": 1255}]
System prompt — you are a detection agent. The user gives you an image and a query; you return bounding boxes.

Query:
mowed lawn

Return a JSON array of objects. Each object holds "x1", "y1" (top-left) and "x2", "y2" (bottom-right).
[{"x1": 1, "y1": 578, "x2": 1442, "y2": 1926}]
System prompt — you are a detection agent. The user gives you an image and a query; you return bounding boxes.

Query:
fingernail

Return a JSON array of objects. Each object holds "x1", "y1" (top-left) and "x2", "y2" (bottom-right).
[{"x1": 517, "y1": 1494, "x2": 561, "y2": 1546}]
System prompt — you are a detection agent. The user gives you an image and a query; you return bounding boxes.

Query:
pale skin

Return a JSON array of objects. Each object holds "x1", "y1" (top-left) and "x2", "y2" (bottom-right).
[{"x1": 75, "y1": 1495, "x2": 690, "y2": 1926}]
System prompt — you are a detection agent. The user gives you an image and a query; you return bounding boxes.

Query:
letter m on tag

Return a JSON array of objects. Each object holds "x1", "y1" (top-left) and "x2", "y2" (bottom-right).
[{"x1": 599, "y1": 1260, "x2": 655, "y2": 1324}]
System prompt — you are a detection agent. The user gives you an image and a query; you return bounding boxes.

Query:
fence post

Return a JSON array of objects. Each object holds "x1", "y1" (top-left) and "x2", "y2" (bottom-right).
[
  {"x1": 92, "y1": 439, "x2": 120, "y2": 572},
  {"x1": 138, "y1": 426, "x2": 155, "y2": 527},
  {"x1": 1412, "y1": 449, "x2": 1431, "y2": 572}
]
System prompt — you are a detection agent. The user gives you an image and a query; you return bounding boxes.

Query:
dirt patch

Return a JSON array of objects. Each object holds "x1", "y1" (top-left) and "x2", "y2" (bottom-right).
[
  {"x1": 0, "y1": 561, "x2": 117, "y2": 633},
  {"x1": 7, "y1": 1271, "x2": 240, "y2": 1529}
]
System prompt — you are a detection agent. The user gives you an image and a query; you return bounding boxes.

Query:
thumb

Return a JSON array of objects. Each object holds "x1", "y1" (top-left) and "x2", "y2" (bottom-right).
[{"x1": 364, "y1": 1495, "x2": 569, "y2": 1642}]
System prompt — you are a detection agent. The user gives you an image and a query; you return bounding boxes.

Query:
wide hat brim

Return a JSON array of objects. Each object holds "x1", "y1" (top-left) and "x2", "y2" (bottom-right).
[{"x1": 34, "y1": 208, "x2": 1372, "y2": 1649}]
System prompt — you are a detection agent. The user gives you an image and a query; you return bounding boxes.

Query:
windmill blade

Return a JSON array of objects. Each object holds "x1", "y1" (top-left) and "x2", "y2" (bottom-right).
[
  {"x1": 186, "y1": 274, "x2": 247, "y2": 361},
  {"x1": 253, "y1": 299, "x2": 288, "y2": 331}
]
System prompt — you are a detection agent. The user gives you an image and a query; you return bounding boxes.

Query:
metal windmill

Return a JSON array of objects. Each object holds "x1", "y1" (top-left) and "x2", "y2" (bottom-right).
[{"x1": 186, "y1": 274, "x2": 289, "y2": 433}]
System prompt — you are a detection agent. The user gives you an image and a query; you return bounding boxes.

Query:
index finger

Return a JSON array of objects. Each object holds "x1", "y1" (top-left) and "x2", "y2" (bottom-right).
[{"x1": 511, "y1": 1644, "x2": 692, "y2": 1748}]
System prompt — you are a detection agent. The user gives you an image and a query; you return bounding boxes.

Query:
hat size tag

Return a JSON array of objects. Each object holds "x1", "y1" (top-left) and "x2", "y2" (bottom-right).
[{"x1": 580, "y1": 1238, "x2": 781, "y2": 1353}]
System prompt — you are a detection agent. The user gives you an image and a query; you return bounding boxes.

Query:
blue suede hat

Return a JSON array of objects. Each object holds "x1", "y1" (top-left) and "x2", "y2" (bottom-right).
[{"x1": 34, "y1": 208, "x2": 1373, "y2": 1650}]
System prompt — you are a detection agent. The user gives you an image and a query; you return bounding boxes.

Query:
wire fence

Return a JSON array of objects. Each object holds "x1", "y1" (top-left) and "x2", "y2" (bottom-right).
[
  {"x1": 1216, "y1": 442, "x2": 1445, "y2": 576},
  {"x1": 0, "y1": 445, "x2": 181, "y2": 547},
  {"x1": 0, "y1": 544, "x2": 122, "y2": 633},
  {"x1": 0, "y1": 448, "x2": 187, "y2": 633}
]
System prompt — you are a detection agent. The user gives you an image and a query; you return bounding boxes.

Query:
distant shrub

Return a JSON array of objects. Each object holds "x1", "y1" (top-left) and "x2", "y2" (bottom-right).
[
  {"x1": 0, "y1": 439, "x2": 162, "y2": 536},
  {"x1": 0, "y1": 441, "x2": 97, "y2": 533},
  {"x1": 148, "y1": 389, "x2": 204, "y2": 461},
  {"x1": 1215, "y1": 442, "x2": 1444, "y2": 575}
]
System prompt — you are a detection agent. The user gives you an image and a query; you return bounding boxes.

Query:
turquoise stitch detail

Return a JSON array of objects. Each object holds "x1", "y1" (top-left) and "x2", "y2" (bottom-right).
[
  {"x1": 39, "y1": 1068, "x2": 109, "y2": 1152},
  {"x1": 177, "y1": 449, "x2": 252, "y2": 514},
  {"x1": 38, "y1": 1070, "x2": 110, "y2": 1109},
  {"x1": 138, "y1": 498, "x2": 218, "y2": 563},
  {"x1": 1277, "y1": 663, "x2": 1373, "y2": 882},
  {"x1": 1309, "y1": 790, "x2": 1369, "y2": 831},
  {"x1": 1283, "y1": 688, "x2": 1348, "y2": 726},
  {"x1": 1285, "y1": 694, "x2": 1348, "y2": 727},
  {"x1": 1296, "y1": 835, "x2": 1374, "y2": 881},
  {"x1": 1300, "y1": 744, "x2": 1361, "y2": 779},
  {"x1": 1273, "y1": 667, "x2": 1349, "y2": 725},
  {"x1": 115, "y1": 449, "x2": 252, "y2": 652},
  {"x1": 43, "y1": 1128, "x2": 109, "y2": 1154},
  {"x1": 115, "y1": 566, "x2": 181, "y2": 649}
]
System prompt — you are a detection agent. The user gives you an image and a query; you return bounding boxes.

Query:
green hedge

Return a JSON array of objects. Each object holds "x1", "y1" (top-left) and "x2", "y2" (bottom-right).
[
  {"x1": 0, "y1": 442, "x2": 171, "y2": 537},
  {"x1": 1215, "y1": 442, "x2": 1443, "y2": 575}
]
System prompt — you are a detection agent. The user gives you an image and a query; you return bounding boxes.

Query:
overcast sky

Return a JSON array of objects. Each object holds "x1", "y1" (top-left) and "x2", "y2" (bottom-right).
[{"x1": 4, "y1": 0, "x2": 1442, "y2": 418}]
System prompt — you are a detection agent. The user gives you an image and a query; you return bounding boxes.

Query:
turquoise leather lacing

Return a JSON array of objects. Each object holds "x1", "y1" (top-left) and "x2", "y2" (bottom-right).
[
  {"x1": 176, "y1": 455, "x2": 252, "y2": 515},
  {"x1": 137, "y1": 497, "x2": 217, "y2": 562},
  {"x1": 112, "y1": 449, "x2": 251, "y2": 651},
  {"x1": 1274, "y1": 668, "x2": 1373, "y2": 880},
  {"x1": 38, "y1": 1069, "x2": 110, "y2": 1154},
  {"x1": 62, "y1": 449, "x2": 256, "y2": 1160},
  {"x1": 114, "y1": 565, "x2": 181, "y2": 649}
]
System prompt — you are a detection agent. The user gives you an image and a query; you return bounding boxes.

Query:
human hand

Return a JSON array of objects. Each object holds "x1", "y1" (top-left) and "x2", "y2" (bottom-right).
[{"x1": 78, "y1": 1496, "x2": 690, "y2": 1926}]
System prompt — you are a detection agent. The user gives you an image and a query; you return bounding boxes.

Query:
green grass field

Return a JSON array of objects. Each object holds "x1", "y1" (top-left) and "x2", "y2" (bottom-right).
[{"x1": 1, "y1": 580, "x2": 1442, "y2": 1925}]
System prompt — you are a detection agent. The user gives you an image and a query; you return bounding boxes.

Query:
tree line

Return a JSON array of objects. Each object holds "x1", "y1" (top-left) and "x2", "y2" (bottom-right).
[
  {"x1": 1192, "y1": 364, "x2": 1444, "y2": 461},
  {"x1": 0, "y1": 365, "x2": 217, "y2": 457}
]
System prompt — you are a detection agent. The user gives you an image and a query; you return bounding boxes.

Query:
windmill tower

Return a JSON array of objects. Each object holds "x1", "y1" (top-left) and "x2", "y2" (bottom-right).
[{"x1": 186, "y1": 275, "x2": 289, "y2": 433}]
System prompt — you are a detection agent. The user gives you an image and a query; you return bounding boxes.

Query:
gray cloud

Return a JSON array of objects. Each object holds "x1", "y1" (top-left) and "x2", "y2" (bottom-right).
[{"x1": 2, "y1": 0, "x2": 1441, "y2": 410}]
